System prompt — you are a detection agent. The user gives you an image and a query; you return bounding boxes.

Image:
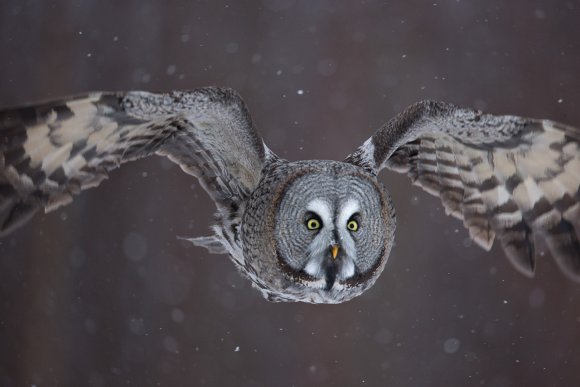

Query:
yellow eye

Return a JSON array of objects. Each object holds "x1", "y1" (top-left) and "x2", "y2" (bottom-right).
[
  {"x1": 347, "y1": 219, "x2": 359, "y2": 232},
  {"x1": 306, "y1": 218, "x2": 321, "y2": 230}
]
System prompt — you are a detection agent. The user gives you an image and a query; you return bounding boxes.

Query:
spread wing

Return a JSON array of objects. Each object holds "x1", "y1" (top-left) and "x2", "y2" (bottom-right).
[
  {"x1": 0, "y1": 87, "x2": 272, "y2": 236},
  {"x1": 346, "y1": 101, "x2": 580, "y2": 281}
]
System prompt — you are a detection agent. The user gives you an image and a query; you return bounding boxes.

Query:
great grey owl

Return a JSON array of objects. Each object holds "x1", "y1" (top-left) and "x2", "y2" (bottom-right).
[{"x1": 1, "y1": 87, "x2": 579, "y2": 303}]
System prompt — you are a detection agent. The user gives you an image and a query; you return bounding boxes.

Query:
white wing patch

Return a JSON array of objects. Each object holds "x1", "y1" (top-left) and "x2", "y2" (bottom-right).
[
  {"x1": 23, "y1": 124, "x2": 53, "y2": 168},
  {"x1": 50, "y1": 96, "x2": 99, "y2": 143},
  {"x1": 41, "y1": 142, "x2": 73, "y2": 176},
  {"x1": 512, "y1": 177, "x2": 543, "y2": 211}
]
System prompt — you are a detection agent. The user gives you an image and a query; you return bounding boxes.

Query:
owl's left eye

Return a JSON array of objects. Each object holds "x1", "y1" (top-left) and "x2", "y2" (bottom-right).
[
  {"x1": 347, "y1": 219, "x2": 359, "y2": 232},
  {"x1": 305, "y1": 217, "x2": 322, "y2": 230}
]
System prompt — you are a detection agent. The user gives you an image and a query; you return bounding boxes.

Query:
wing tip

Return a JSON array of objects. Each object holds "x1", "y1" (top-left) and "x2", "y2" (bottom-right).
[
  {"x1": 499, "y1": 231, "x2": 536, "y2": 278},
  {"x1": 544, "y1": 224, "x2": 580, "y2": 283},
  {"x1": 0, "y1": 199, "x2": 41, "y2": 237}
]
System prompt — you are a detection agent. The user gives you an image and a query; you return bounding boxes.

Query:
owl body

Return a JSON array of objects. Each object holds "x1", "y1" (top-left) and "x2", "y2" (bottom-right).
[{"x1": 1, "y1": 87, "x2": 579, "y2": 304}]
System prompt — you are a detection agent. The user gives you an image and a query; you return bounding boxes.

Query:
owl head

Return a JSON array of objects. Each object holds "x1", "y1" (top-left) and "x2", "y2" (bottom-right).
[{"x1": 242, "y1": 161, "x2": 395, "y2": 303}]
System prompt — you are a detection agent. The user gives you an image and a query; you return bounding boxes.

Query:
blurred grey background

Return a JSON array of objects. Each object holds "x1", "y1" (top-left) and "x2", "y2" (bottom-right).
[{"x1": 1, "y1": 1, "x2": 580, "y2": 386}]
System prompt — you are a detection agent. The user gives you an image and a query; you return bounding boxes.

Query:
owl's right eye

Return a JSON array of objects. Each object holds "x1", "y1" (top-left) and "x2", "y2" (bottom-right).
[{"x1": 305, "y1": 217, "x2": 322, "y2": 230}]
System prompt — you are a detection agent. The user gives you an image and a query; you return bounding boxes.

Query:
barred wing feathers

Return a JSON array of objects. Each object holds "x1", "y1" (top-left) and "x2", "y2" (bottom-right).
[
  {"x1": 347, "y1": 101, "x2": 580, "y2": 281},
  {"x1": 0, "y1": 87, "x2": 268, "y2": 236}
]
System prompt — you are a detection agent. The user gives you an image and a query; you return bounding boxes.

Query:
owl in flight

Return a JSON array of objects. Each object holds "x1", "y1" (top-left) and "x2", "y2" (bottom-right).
[{"x1": 0, "y1": 87, "x2": 579, "y2": 303}]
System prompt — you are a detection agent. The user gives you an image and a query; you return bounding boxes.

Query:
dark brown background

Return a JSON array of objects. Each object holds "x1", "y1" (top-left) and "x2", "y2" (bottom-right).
[{"x1": 1, "y1": 1, "x2": 579, "y2": 386}]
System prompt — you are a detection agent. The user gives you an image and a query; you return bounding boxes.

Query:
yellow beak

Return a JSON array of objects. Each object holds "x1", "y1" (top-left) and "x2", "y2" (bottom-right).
[{"x1": 330, "y1": 245, "x2": 339, "y2": 260}]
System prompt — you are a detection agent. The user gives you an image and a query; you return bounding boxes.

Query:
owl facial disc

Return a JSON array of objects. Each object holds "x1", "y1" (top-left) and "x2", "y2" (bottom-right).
[{"x1": 262, "y1": 162, "x2": 395, "y2": 303}]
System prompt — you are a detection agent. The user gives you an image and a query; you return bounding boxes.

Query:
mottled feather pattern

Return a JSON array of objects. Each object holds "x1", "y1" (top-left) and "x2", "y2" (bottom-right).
[
  {"x1": 0, "y1": 92, "x2": 162, "y2": 234},
  {"x1": 2, "y1": 89, "x2": 580, "y2": 303},
  {"x1": 0, "y1": 88, "x2": 267, "y2": 238},
  {"x1": 379, "y1": 102, "x2": 580, "y2": 280}
]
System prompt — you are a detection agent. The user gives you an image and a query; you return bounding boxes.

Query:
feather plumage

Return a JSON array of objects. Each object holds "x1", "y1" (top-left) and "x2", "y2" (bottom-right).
[{"x1": 346, "y1": 101, "x2": 580, "y2": 280}]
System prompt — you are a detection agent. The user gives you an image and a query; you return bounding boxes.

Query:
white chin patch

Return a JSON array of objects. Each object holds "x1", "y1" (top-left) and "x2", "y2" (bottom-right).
[
  {"x1": 339, "y1": 259, "x2": 355, "y2": 279},
  {"x1": 304, "y1": 259, "x2": 323, "y2": 277}
]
